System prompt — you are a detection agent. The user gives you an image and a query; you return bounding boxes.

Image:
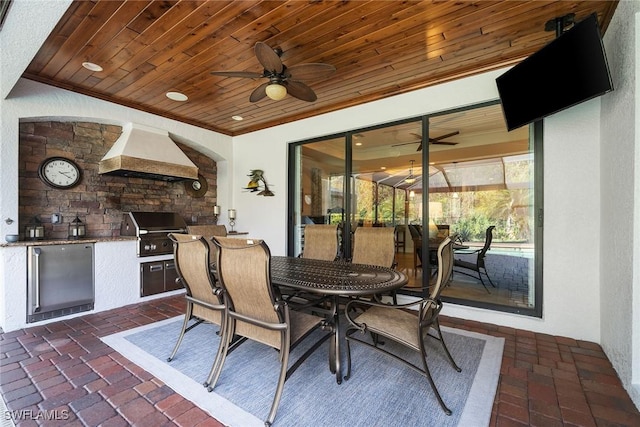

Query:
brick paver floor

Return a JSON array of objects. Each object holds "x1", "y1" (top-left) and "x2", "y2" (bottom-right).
[{"x1": 1, "y1": 295, "x2": 639, "y2": 426}]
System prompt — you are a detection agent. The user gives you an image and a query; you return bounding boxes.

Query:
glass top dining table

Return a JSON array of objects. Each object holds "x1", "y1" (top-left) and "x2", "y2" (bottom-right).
[{"x1": 270, "y1": 256, "x2": 408, "y2": 383}]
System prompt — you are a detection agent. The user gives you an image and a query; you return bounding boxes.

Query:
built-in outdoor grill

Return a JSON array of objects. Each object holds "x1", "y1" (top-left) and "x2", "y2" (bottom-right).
[{"x1": 121, "y1": 211, "x2": 187, "y2": 257}]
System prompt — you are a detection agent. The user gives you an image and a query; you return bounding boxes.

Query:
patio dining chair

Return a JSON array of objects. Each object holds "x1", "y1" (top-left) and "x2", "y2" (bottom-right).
[
  {"x1": 187, "y1": 224, "x2": 228, "y2": 276},
  {"x1": 287, "y1": 223, "x2": 340, "y2": 310},
  {"x1": 166, "y1": 233, "x2": 227, "y2": 388},
  {"x1": 351, "y1": 226, "x2": 396, "y2": 268},
  {"x1": 299, "y1": 223, "x2": 339, "y2": 261},
  {"x1": 453, "y1": 225, "x2": 496, "y2": 293},
  {"x1": 187, "y1": 224, "x2": 228, "y2": 243},
  {"x1": 351, "y1": 226, "x2": 397, "y2": 302},
  {"x1": 344, "y1": 236, "x2": 461, "y2": 415},
  {"x1": 208, "y1": 237, "x2": 331, "y2": 427}
]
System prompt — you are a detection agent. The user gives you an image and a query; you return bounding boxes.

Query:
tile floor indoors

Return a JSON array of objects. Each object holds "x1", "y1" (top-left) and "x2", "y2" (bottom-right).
[{"x1": 1, "y1": 295, "x2": 640, "y2": 427}]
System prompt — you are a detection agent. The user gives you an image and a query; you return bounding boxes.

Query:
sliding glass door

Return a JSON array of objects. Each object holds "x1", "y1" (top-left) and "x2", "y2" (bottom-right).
[
  {"x1": 426, "y1": 104, "x2": 538, "y2": 313},
  {"x1": 288, "y1": 102, "x2": 542, "y2": 317}
]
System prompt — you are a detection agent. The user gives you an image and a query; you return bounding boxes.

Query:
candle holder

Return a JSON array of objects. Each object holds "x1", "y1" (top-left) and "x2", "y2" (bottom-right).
[
  {"x1": 228, "y1": 209, "x2": 236, "y2": 233},
  {"x1": 69, "y1": 215, "x2": 86, "y2": 239},
  {"x1": 25, "y1": 216, "x2": 44, "y2": 240},
  {"x1": 213, "y1": 205, "x2": 220, "y2": 223}
]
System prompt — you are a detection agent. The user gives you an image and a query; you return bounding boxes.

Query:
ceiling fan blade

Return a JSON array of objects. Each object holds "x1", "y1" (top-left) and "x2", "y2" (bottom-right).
[
  {"x1": 429, "y1": 131, "x2": 460, "y2": 142},
  {"x1": 286, "y1": 63, "x2": 336, "y2": 80},
  {"x1": 391, "y1": 141, "x2": 419, "y2": 147},
  {"x1": 249, "y1": 82, "x2": 269, "y2": 102},
  {"x1": 211, "y1": 70, "x2": 264, "y2": 78},
  {"x1": 408, "y1": 131, "x2": 458, "y2": 147},
  {"x1": 286, "y1": 80, "x2": 317, "y2": 102},
  {"x1": 254, "y1": 42, "x2": 283, "y2": 74}
]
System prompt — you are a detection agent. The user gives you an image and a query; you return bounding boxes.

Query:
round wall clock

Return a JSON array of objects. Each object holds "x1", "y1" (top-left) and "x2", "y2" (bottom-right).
[
  {"x1": 38, "y1": 157, "x2": 82, "y2": 189},
  {"x1": 184, "y1": 173, "x2": 208, "y2": 198}
]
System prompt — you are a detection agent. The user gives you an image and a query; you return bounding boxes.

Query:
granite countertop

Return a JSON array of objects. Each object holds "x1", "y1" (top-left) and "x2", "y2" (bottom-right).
[{"x1": 1, "y1": 236, "x2": 137, "y2": 247}]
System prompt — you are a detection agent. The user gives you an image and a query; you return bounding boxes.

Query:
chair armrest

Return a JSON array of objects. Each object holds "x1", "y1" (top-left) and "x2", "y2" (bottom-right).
[
  {"x1": 345, "y1": 297, "x2": 437, "y2": 332},
  {"x1": 453, "y1": 248, "x2": 480, "y2": 254},
  {"x1": 345, "y1": 298, "x2": 423, "y2": 319}
]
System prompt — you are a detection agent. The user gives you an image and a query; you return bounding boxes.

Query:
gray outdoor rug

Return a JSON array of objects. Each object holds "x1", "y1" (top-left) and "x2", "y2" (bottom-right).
[{"x1": 102, "y1": 316, "x2": 503, "y2": 427}]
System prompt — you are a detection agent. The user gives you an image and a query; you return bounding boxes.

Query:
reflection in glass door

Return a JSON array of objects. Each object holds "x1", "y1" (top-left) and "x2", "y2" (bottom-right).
[
  {"x1": 350, "y1": 120, "x2": 422, "y2": 230},
  {"x1": 427, "y1": 104, "x2": 537, "y2": 312},
  {"x1": 289, "y1": 137, "x2": 346, "y2": 258}
]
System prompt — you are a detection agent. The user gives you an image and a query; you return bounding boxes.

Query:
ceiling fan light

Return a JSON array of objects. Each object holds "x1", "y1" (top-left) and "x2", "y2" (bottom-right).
[{"x1": 266, "y1": 83, "x2": 287, "y2": 100}]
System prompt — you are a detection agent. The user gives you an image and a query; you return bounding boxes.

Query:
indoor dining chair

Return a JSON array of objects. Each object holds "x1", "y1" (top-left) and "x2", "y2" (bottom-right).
[
  {"x1": 166, "y1": 233, "x2": 227, "y2": 388},
  {"x1": 208, "y1": 237, "x2": 331, "y2": 427},
  {"x1": 345, "y1": 236, "x2": 461, "y2": 415},
  {"x1": 408, "y1": 224, "x2": 423, "y2": 276}
]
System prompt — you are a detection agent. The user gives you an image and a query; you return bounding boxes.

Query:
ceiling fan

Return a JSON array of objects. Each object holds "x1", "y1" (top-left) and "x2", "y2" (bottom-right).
[
  {"x1": 391, "y1": 131, "x2": 459, "y2": 151},
  {"x1": 210, "y1": 42, "x2": 336, "y2": 102}
]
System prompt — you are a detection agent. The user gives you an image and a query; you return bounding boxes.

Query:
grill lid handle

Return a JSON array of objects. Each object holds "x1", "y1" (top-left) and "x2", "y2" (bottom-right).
[{"x1": 139, "y1": 229, "x2": 185, "y2": 234}]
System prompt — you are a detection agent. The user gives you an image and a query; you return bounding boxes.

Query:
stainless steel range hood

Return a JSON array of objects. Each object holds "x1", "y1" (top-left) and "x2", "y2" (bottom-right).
[{"x1": 99, "y1": 123, "x2": 198, "y2": 182}]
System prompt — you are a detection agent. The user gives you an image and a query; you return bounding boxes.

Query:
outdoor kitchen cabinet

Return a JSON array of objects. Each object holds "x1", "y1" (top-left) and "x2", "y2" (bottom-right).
[{"x1": 140, "y1": 259, "x2": 182, "y2": 296}]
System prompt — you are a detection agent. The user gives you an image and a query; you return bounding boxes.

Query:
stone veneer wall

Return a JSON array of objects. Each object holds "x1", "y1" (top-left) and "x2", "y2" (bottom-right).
[{"x1": 18, "y1": 121, "x2": 218, "y2": 239}]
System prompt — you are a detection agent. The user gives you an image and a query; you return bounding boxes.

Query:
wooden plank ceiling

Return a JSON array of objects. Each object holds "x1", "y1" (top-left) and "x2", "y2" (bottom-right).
[{"x1": 23, "y1": 0, "x2": 618, "y2": 136}]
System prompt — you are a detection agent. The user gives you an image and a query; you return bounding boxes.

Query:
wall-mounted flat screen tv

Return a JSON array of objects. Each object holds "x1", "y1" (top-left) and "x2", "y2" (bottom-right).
[{"x1": 496, "y1": 13, "x2": 613, "y2": 131}]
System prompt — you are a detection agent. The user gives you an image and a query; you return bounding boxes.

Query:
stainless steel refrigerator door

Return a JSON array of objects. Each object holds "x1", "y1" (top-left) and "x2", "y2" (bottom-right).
[{"x1": 27, "y1": 244, "x2": 94, "y2": 322}]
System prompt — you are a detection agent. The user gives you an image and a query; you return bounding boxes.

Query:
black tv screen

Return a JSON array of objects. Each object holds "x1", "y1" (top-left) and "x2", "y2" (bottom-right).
[{"x1": 496, "y1": 13, "x2": 613, "y2": 131}]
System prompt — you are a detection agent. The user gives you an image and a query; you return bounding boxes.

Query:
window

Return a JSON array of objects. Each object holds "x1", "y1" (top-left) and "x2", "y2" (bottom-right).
[{"x1": 288, "y1": 102, "x2": 542, "y2": 316}]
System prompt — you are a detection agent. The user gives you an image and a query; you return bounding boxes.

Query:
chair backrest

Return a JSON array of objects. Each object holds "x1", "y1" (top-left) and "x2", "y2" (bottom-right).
[
  {"x1": 187, "y1": 224, "x2": 227, "y2": 252},
  {"x1": 187, "y1": 224, "x2": 228, "y2": 266},
  {"x1": 301, "y1": 224, "x2": 339, "y2": 261},
  {"x1": 212, "y1": 237, "x2": 282, "y2": 349},
  {"x1": 168, "y1": 233, "x2": 221, "y2": 324},
  {"x1": 351, "y1": 227, "x2": 396, "y2": 268},
  {"x1": 408, "y1": 224, "x2": 422, "y2": 240},
  {"x1": 478, "y1": 226, "x2": 496, "y2": 259},
  {"x1": 428, "y1": 235, "x2": 454, "y2": 301},
  {"x1": 187, "y1": 224, "x2": 228, "y2": 237}
]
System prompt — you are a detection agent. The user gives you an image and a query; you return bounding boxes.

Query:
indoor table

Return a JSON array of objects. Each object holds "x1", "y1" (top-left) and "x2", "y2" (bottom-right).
[{"x1": 270, "y1": 256, "x2": 407, "y2": 384}]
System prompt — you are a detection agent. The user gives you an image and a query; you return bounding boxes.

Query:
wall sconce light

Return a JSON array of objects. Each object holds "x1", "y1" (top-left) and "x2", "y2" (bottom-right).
[
  {"x1": 265, "y1": 83, "x2": 287, "y2": 101},
  {"x1": 228, "y1": 209, "x2": 236, "y2": 233}
]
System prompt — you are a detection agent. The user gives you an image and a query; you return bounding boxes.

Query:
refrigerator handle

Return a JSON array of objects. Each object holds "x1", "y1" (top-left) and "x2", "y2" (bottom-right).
[{"x1": 33, "y1": 248, "x2": 41, "y2": 312}]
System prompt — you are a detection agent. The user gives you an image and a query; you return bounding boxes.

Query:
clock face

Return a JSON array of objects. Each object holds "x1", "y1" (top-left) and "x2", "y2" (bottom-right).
[{"x1": 38, "y1": 157, "x2": 81, "y2": 189}]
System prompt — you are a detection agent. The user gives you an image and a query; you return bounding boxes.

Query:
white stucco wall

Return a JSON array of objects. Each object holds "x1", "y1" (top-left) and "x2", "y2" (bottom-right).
[{"x1": 600, "y1": 0, "x2": 640, "y2": 409}]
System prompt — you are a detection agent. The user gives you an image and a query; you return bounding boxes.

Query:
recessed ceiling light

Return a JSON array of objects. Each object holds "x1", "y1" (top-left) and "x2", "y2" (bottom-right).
[
  {"x1": 380, "y1": 166, "x2": 386, "y2": 170},
  {"x1": 166, "y1": 91, "x2": 188, "y2": 102},
  {"x1": 82, "y1": 62, "x2": 103, "y2": 72},
  {"x1": 355, "y1": 142, "x2": 363, "y2": 146},
  {"x1": 231, "y1": 115, "x2": 244, "y2": 121}
]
